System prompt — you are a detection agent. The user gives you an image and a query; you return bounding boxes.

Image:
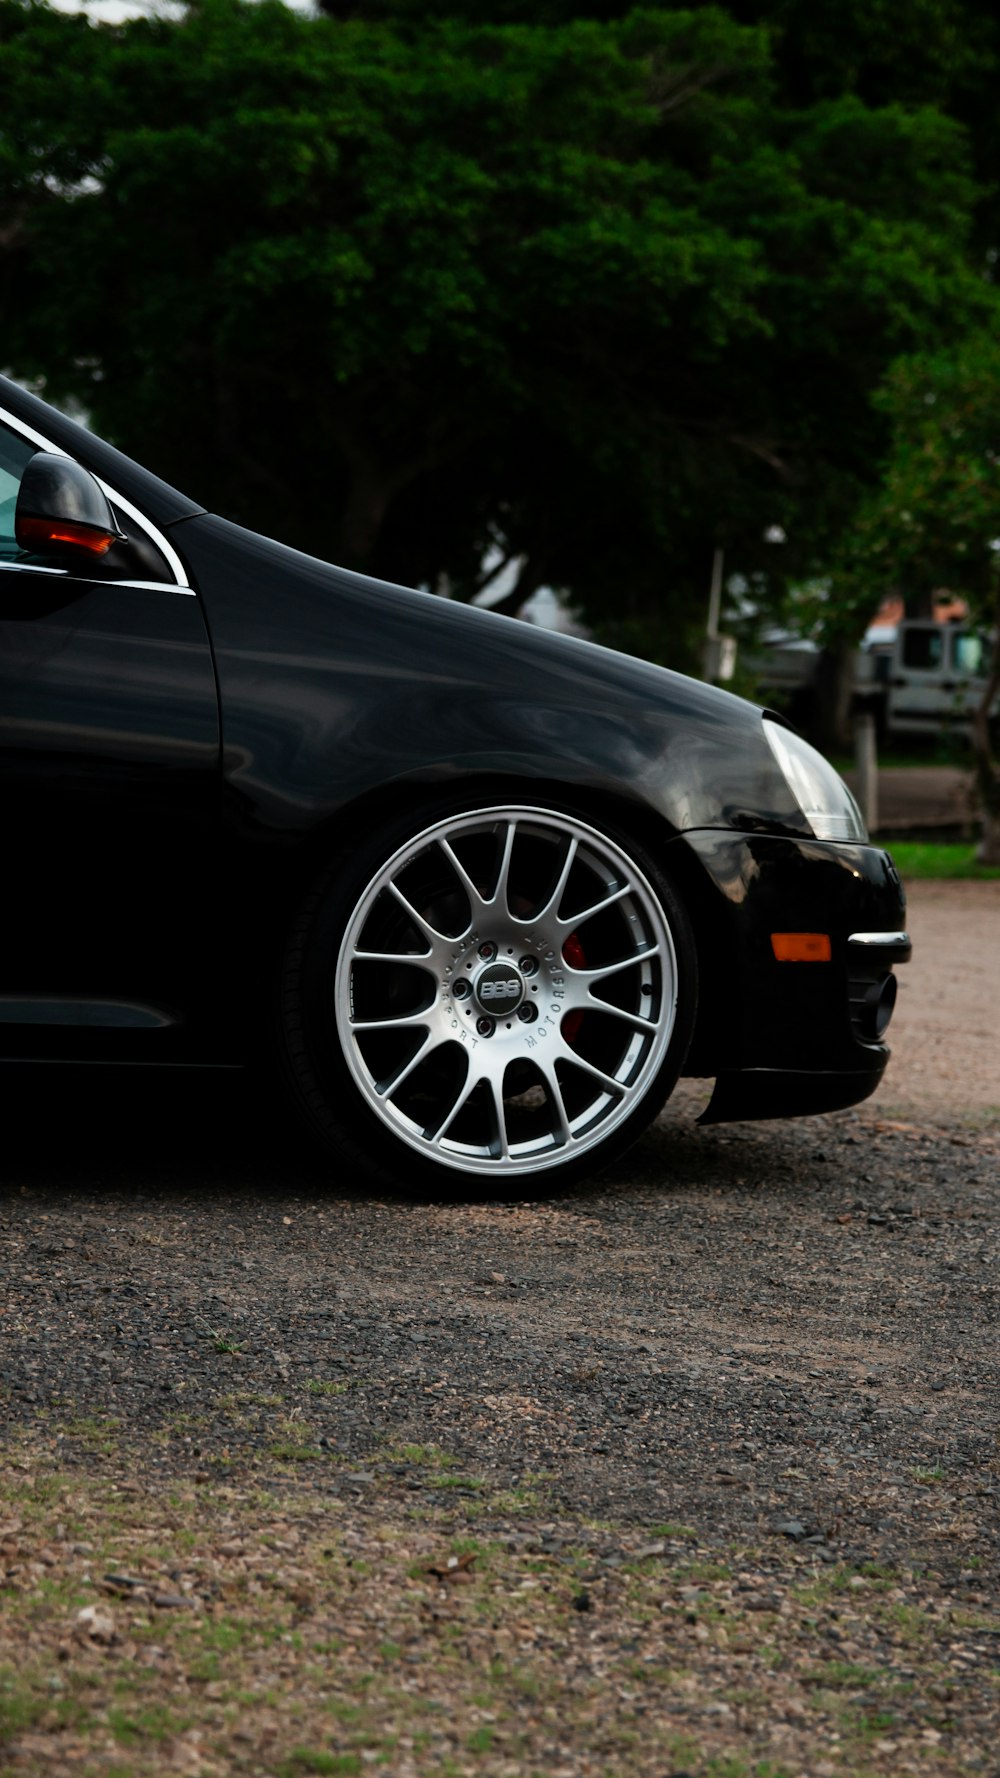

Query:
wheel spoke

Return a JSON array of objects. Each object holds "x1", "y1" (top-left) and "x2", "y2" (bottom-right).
[
  {"x1": 437, "y1": 837, "x2": 490, "y2": 921},
  {"x1": 537, "y1": 1057, "x2": 572, "y2": 1145},
  {"x1": 349, "y1": 1010, "x2": 433, "y2": 1032},
  {"x1": 554, "y1": 881, "x2": 632, "y2": 929},
  {"x1": 489, "y1": 1074, "x2": 510, "y2": 1159},
  {"x1": 587, "y1": 1001, "x2": 659, "y2": 1034},
  {"x1": 431, "y1": 1063, "x2": 479, "y2": 1142},
  {"x1": 491, "y1": 819, "x2": 517, "y2": 917},
  {"x1": 565, "y1": 944, "x2": 660, "y2": 983},
  {"x1": 354, "y1": 949, "x2": 436, "y2": 968},
  {"x1": 387, "y1": 880, "x2": 455, "y2": 954},
  {"x1": 380, "y1": 1031, "x2": 437, "y2": 1098},
  {"x1": 533, "y1": 836, "x2": 578, "y2": 925},
  {"x1": 560, "y1": 1049, "x2": 627, "y2": 1098}
]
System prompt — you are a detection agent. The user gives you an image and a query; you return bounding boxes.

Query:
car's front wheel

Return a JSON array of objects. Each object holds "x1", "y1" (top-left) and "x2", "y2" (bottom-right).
[{"x1": 278, "y1": 799, "x2": 696, "y2": 1189}]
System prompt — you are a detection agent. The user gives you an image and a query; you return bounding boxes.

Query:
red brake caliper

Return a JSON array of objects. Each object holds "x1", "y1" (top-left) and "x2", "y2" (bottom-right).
[{"x1": 562, "y1": 931, "x2": 586, "y2": 1044}]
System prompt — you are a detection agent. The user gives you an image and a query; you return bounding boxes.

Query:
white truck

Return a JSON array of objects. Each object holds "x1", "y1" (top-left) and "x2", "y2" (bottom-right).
[
  {"x1": 750, "y1": 619, "x2": 997, "y2": 743},
  {"x1": 855, "y1": 620, "x2": 995, "y2": 740}
]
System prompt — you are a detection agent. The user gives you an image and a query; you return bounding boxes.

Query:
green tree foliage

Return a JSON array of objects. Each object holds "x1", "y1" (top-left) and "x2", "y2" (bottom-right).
[
  {"x1": 841, "y1": 335, "x2": 1000, "y2": 859},
  {"x1": 0, "y1": 0, "x2": 994, "y2": 665}
]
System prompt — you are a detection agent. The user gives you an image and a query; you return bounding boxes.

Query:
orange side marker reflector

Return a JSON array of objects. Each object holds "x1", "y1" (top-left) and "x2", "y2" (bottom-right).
[{"x1": 771, "y1": 932, "x2": 832, "y2": 963}]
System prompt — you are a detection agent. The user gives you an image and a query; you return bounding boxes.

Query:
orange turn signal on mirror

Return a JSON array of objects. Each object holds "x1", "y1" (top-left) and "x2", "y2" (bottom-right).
[
  {"x1": 16, "y1": 515, "x2": 120, "y2": 556},
  {"x1": 771, "y1": 932, "x2": 832, "y2": 963}
]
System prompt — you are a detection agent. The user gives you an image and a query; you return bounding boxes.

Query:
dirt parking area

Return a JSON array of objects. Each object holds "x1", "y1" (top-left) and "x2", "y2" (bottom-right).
[
  {"x1": 1, "y1": 878, "x2": 998, "y2": 1777},
  {"x1": 875, "y1": 880, "x2": 1000, "y2": 1121}
]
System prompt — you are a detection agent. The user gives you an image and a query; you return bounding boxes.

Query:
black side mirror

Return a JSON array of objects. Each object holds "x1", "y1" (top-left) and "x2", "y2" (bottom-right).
[{"x1": 15, "y1": 453, "x2": 126, "y2": 561}]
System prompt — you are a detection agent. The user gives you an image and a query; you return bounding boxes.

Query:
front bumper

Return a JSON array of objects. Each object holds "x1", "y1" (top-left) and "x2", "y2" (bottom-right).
[{"x1": 672, "y1": 831, "x2": 909, "y2": 1124}]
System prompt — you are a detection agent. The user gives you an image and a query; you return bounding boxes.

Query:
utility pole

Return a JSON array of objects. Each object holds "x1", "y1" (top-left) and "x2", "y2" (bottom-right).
[
  {"x1": 703, "y1": 547, "x2": 736, "y2": 682},
  {"x1": 854, "y1": 710, "x2": 879, "y2": 834}
]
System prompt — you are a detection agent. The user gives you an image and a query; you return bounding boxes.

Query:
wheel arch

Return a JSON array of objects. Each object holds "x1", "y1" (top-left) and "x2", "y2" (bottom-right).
[{"x1": 272, "y1": 768, "x2": 671, "y2": 897}]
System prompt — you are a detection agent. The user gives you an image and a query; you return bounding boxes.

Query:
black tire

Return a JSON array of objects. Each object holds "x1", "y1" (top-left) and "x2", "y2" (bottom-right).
[{"x1": 277, "y1": 794, "x2": 697, "y2": 1192}]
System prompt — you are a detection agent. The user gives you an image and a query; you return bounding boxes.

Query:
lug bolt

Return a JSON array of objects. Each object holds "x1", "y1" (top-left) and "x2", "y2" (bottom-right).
[
  {"x1": 453, "y1": 978, "x2": 470, "y2": 999},
  {"x1": 516, "y1": 1003, "x2": 537, "y2": 1023},
  {"x1": 519, "y1": 956, "x2": 539, "y2": 977},
  {"x1": 476, "y1": 1017, "x2": 495, "y2": 1037},
  {"x1": 478, "y1": 940, "x2": 498, "y2": 961}
]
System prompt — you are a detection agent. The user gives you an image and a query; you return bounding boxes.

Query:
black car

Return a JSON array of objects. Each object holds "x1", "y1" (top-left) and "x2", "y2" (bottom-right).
[{"x1": 0, "y1": 375, "x2": 909, "y2": 1188}]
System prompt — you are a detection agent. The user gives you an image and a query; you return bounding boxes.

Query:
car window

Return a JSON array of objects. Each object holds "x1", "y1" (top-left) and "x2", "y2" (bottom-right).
[
  {"x1": 0, "y1": 421, "x2": 38, "y2": 561},
  {"x1": 901, "y1": 627, "x2": 943, "y2": 671},
  {"x1": 952, "y1": 631, "x2": 985, "y2": 675}
]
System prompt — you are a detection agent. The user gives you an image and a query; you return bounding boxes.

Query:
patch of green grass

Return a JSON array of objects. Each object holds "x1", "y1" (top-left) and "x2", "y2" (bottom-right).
[
  {"x1": 107, "y1": 1703, "x2": 188, "y2": 1745},
  {"x1": 857, "y1": 1560, "x2": 898, "y2": 1584},
  {"x1": 392, "y1": 1443, "x2": 456, "y2": 1469},
  {"x1": 0, "y1": 1680, "x2": 50, "y2": 1741},
  {"x1": 912, "y1": 1464, "x2": 946, "y2": 1483},
  {"x1": 306, "y1": 1379, "x2": 350, "y2": 1396},
  {"x1": 705, "y1": 1760, "x2": 795, "y2": 1778},
  {"x1": 887, "y1": 841, "x2": 1000, "y2": 879},
  {"x1": 62, "y1": 1414, "x2": 121, "y2": 1443},
  {"x1": 201, "y1": 1618, "x2": 253, "y2": 1654},
  {"x1": 269, "y1": 1442, "x2": 325, "y2": 1463},
  {"x1": 491, "y1": 1491, "x2": 538, "y2": 1513},
  {"x1": 884, "y1": 1602, "x2": 934, "y2": 1643},
  {"x1": 850, "y1": 1708, "x2": 900, "y2": 1740},
  {"x1": 800, "y1": 1661, "x2": 884, "y2": 1690},
  {"x1": 0, "y1": 1676, "x2": 93, "y2": 1741},
  {"x1": 949, "y1": 1607, "x2": 1000, "y2": 1632},
  {"x1": 831, "y1": 743, "x2": 969, "y2": 773},
  {"x1": 279, "y1": 1753, "x2": 360, "y2": 1776}
]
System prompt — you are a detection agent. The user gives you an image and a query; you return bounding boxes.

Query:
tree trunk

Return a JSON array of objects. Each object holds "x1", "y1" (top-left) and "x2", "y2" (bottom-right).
[
  {"x1": 971, "y1": 587, "x2": 1000, "y2": 865},
  {"x1": 811, "y1": 642, "x2": 857, "y2": 753},
  {"x1": 338, "y1": 464, "x2": 392, "y2": 568}
]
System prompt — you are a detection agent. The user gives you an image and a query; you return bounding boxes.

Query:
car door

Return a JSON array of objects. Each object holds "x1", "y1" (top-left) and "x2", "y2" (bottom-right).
[
  {"x1": 886, "y1": 622, "x2": 946, "y2": 736},
  {"x1": 949, "y1": 627, "x2": 991, "y2": 726},
  {"x1": 0, "y1": 415, "x2": 221, "y2": 1057}
]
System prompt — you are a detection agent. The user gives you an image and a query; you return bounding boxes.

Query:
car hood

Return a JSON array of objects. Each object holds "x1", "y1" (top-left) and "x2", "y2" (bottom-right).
[{"x1": 169, "y1": 511, "x2": 810, "y2": 841}]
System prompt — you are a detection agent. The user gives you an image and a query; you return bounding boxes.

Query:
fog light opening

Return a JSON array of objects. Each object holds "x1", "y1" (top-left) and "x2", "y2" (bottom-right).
[{"x1": 863, "y1": 972, "x2": 897, "y2": 1040}]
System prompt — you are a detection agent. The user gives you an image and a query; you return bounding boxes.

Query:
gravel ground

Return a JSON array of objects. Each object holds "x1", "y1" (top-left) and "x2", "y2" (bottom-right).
[
  {"x1": 876, "y1": 880, "x2": 1000, "y2": 1119},
  {"x1": 2, "y1": 1074, "x2": 997, "y2": 1559},
  {"x1": 1, "y1": 878, "x2": 998, "y2": 1774}
]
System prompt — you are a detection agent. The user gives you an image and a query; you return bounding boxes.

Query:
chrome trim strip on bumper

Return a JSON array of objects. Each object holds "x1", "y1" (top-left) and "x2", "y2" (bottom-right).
[
  {"x1": 848, "y1": 932, "x2": 910, "y2": 948},
  {"x1": 848, "y1": 930, "x2": 912, "y2": 962}
]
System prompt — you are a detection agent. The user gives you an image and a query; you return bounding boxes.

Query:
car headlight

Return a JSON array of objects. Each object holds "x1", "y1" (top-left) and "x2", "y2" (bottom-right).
[{"x1": 763, "y1": 718, "x2": 867, "y2": 843}]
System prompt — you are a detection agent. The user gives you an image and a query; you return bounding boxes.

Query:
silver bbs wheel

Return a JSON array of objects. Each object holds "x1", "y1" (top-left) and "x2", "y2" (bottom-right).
[{"x1": 334, "y1": 805, "x2": 681, "y2": 1176}]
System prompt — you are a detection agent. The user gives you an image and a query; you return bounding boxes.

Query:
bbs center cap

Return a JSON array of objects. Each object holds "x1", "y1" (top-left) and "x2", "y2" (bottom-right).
[{"x1": 474, "y1": 960, "x2": 524, "y2": 1016}]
